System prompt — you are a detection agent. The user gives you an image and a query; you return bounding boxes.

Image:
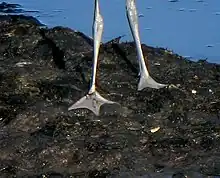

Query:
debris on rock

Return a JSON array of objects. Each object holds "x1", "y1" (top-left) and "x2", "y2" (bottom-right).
[{"x1": 150, "y1": 126, "x2": 160, "y2": 133}]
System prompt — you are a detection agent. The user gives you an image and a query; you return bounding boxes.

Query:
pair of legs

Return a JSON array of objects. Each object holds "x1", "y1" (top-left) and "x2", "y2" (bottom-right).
[{"x1": 69, "y1": 0, "x2": 166, "y2": 115}]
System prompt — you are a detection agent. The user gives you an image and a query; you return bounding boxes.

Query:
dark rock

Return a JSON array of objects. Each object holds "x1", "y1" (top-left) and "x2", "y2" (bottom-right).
[
  {"x1": 0, "y1": 2, "x2": 21, "y2": 13},
  {"x1": 0, "y1": 2, "x2": 39, "y2": 15},
  {"x1": 0, "y1": 14, "x2": 220, "y2": 177}
]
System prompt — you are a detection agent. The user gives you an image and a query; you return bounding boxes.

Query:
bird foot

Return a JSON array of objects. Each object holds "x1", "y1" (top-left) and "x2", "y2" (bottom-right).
[
  {"x1": 68, "y1": 91, "x2": 117, "y2": 116},
  {"x1": 138, "y1": 74, "x2": 167, "y2": 91}
]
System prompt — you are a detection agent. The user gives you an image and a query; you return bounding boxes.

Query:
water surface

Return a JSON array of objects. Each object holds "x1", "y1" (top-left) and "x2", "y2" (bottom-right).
[{"x1": 3, "y1": 0, "x2": 220, "y2": 63}]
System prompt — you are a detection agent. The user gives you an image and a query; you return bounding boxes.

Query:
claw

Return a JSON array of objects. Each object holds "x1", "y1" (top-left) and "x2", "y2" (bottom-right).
[
  {"x1": 138, "y1": 74, "x2": 167, "y2": 91},
  {"x1": 68, "y1": 91, "x2": 116, "y2": 116}
]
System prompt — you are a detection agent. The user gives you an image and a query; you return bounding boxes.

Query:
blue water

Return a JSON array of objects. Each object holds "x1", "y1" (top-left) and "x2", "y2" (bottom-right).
[{"x1": 2, "y1": 0, "x2": 220, "y2": 63}]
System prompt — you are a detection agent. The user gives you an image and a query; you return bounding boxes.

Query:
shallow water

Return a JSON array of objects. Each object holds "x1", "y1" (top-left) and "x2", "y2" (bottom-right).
[{"x1": 2, "y1": 0, "x2": 220, "y2": 63}]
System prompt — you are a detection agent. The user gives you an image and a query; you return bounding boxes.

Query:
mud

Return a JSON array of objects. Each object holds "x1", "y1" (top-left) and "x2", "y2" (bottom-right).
[{"x1": 0, "y1": 9, "x2": 220, "y2": 178}]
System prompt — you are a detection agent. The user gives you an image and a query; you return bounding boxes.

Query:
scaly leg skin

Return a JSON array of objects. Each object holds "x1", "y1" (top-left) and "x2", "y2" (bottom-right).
[
  {"x1": 68, "y1": 0, "x2": 117, "y2": 116},
  {"x1": 126, "y1": 0, "x2": 167, "y2": 90}
]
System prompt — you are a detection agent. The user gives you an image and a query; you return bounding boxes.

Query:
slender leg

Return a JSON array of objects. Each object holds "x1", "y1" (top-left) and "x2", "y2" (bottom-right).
[
  {"x1": 126, "y1": 0, "x2": 167, "y2": 90},
  {"x1": 68, "y1": 0, "x2": 117, "y2": 116}
]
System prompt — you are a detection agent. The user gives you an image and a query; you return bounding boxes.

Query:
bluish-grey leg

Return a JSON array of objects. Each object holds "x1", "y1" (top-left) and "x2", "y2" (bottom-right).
[
  {"x1": 68, "y1": 0, "x2": 117, "y2": 116},
  {"x1": 126, "y1": 0, "x2": 167, "y2": 90}
]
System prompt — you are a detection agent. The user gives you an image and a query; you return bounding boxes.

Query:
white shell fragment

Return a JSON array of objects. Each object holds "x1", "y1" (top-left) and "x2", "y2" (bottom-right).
[
  {"x1": 209, "y1": 89, "x2": 213, "y2": 93},
  {"x1": 192, "y1": 90, "x2": 197, "y2": 94},
  {"x1": 154, "y1": 62, "x2": 161, "y2": 66},
  {"x1": 15, "y1": 61, "x2": 32, "y2": 67},
  {"x1": 193, "y1": 75, "x2": 199, "y2": 80},
  {"x1": 150, "y1": 127, "x2": 160, "y2": 133}
]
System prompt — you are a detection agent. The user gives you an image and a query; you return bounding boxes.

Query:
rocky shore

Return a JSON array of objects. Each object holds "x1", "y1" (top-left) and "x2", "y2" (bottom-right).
[{"x1": 0, "y1": 8, "x2": 220, "y2": 178}]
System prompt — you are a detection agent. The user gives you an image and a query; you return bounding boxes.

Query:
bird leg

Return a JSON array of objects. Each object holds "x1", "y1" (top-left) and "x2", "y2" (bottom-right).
[
  {"x1": 126, "y1": 0, "x2": 167, "y2": 90},
  {"x1": 68, "y1": 0, "x2": 117, "y2": 116}
]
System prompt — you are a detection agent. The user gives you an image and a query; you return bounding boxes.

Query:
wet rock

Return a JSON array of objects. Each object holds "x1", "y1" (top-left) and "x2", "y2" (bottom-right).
[
  {"x1": 0, "y1": 2, "x2": 39, "y2": 15},
  {"x1": 0, "y1": 2, "x2": 22, "y2": 13},
  {"x1": 0, "y1": 14, "x2": 220, "y2": 177}
]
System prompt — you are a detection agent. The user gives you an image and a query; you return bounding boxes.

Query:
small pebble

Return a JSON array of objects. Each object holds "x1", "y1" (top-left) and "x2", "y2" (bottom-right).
[
  {"x1": 192, "y1": 90, "x2": 197, "y2": 94},
  {"x1": 150, "y1": 127, "x2": 160, "y2": 133}
]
